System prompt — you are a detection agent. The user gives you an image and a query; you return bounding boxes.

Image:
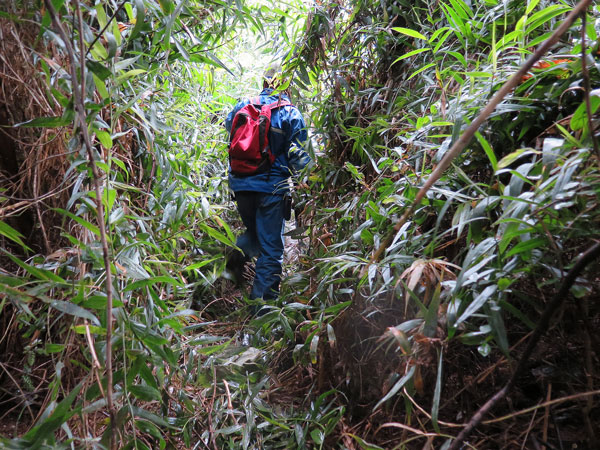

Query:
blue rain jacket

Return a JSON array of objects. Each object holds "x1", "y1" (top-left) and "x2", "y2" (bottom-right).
[{"x1": 225, "y1": 88, "x2": 310, "y2": 194}]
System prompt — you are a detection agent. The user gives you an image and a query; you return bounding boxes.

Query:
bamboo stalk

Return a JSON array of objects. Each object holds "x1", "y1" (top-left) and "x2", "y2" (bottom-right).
[{"x1": 42, "y1": 1, "x2": 116, "y2": 448}]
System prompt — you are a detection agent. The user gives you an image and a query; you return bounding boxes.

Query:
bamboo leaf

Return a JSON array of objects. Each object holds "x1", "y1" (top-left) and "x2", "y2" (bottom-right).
[
  {"x1": 407, "y1": 63, "x2": 436, "y2": 81},
  {"x1": 0, "y1": 221, "x2": 32, "y2": 251},
  {"x1": 129, "y1": 0, "x2": 145, "y2": 41},
  {"x1": 475, "y1": 131, "x2": 497, "y2": 171},
  {"x1": 55, "y1": 208, "x2": 101, "y2": 238},
  {"x1": 392, "y1": 27, "x2": 428, "y2": 41},
  {"x1": 96, "y1": 130, "x2": 113, "y2": 149},
  {"x1": 373, "y1": 365, "x2": 416, "y2": 411},
  {"x1": 48, "y1": 299, "x2": 100, "y2": 326},
  {"x1": 310, "y1": 333, "x2": 319, "y2": 364},
  {"x1": 456, "y1": 285, "x2": 498, "y2": 325},
  {"x1": 14, "y1": 116, "x2": 70, "y2": 128},
  {"x1": 570, "y1": 91, "x2": 600, "y2": 131},
  {"x1": 391, "y1": 47, "x2": 431, "y2": 65},
  {"x1": 124, "y1": 275, "x2": 184, "y2": 292},
  {"x1": 129, "y1": 384, "x2": 161, "y2": 402},
  {"x1": 431, "y1": 350, "x2": 443, "y2": 433},
  {"x1": 349, "y1": 434, "x2": 385, "y2": 450},
  {"x1": 506, "y1": 237, "x2": 546, "y2": 258}
]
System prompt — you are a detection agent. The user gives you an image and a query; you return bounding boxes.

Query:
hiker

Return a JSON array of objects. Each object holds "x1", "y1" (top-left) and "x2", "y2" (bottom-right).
[{"x1": 225, "y1": 66, "x2": 311, "y2": 310}]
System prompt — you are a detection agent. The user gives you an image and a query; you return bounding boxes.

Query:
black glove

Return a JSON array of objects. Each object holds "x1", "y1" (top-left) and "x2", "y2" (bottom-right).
[{"x1": 283, "y1": 193, "x2": 292, "y2": 221}]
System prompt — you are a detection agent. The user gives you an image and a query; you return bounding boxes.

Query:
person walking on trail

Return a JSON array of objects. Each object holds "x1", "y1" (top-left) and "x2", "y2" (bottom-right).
[{"x1": 225, "y1": 66, "x2": 311, "y2": 311}]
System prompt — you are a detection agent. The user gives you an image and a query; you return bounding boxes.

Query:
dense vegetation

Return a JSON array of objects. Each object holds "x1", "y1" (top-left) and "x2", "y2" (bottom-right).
[{"x1": 0, "y1": 0, "x2": 599, "y2": 449}]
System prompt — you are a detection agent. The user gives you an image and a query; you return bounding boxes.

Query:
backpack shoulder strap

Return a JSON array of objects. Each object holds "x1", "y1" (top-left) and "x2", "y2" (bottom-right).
[
  {"x1": 239, "y1": 97, "x2": 262, "y2": 109},
  {"x1": 267, "y1": 98, "x2": 293, "y2": 110}
]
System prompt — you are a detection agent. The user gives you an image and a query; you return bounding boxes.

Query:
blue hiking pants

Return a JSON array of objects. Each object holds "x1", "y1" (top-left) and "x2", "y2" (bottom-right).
[{"x1": 235, "y1": 192, "x2": 285, "y2": 300}]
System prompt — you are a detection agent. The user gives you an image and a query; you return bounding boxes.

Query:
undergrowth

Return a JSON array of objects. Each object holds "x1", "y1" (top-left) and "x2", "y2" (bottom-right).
[{"x1": 0, "y1": 0, "x2": 599, "y2": 449}]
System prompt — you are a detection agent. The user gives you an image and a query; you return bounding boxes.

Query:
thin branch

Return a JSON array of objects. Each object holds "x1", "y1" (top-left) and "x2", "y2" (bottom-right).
[
  {"x1": 207, "y1": 364, "x2": 219, "y2": 450},
  {"x1": 448, "y1": 241, "x2": 600, "y2": 450},
  {"x1": 42, "y1": 1, "x2": 117, "y2": 448},
  {"x1": 0, "y1": 178, "x2": 76, "y2": 218},
  {"x1": 33, "y1": 152, "x2": 51, "y2": 254},
  {"x1": 362, "y1": 0, "x2": 595, "y2": 273},
  {"x1": 84, "y1": 1, "x2": 127, "y2": 58},
  {"x1": 0, "y1": 361, "x2": 35, "y2": 423}
]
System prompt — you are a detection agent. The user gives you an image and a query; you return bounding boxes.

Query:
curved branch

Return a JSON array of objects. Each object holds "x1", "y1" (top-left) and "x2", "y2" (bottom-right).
[
  {"x1": 363, "y1": 0, "x2": 595, "y2": 272},
  {"x1": 448, "y1": 241, "x2": 600, "y2": 450}
]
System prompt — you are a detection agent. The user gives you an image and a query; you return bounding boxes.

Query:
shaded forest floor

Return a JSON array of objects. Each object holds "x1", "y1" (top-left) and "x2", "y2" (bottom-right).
[
  {"x1": 1, "y1": 211, "x2": 598, "y2": 449},
  {"x1": 183, "y1": 218, "x2": 600, "y2": 449}
]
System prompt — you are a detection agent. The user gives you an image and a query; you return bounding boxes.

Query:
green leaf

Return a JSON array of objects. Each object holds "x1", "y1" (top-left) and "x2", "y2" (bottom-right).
[
  {"x1": 349, "y1": 435, "x2": 385, "y2": 450},
  {"x1": 105, "y1": 32, "x2": 117, "y2": 59},
  {"x1": 116, "y1": 69, "x2": 147, "y2": 85},
  {"x1": 124, "y1": 275, "x2": 184, "y2": 292},
  {"x1": 392, "y1": 27, "x2": 428, "y2": 41},
  {"x1": 407, "y1": 62, "x2": 436, "y2": 81},
  {"x1": 496, "y1": 148, "x2": 539, "y2": 170},
  {"x1": 129, "y1": 385, "x2": 161, "y2": 402},
  {"x1": 487, "y1": 302, "x2": 509, "y2": 355},
  {"x1": 129, "y1": 0, "x2": 146, "y2": 41},
  {"x1": 95, "y1": 4, "x2": 108, "y2": 29},
  {"x1": 506, "y1": 237, "x2": 546, "y2": 258},
  {"x1": 431, "y1": 351, "x2": 443, "y2": 433},
  {"x1": 96, "y1": 130, "x2": 113, "y2": 149},
  {"x1": 198, "y1": 222, "x2": 235, "y2": 247},
  {"x1": 2, "y1": 251, "x2": 65, "y2": 283},
  {"x1": 424, "y1": 281, "x2": 442, "y2": 338},
  {"x1": 93, "y1": 74, "x2": 110, "y2": 99},
  {"x1": 373, "y1": 365, "x2": 416, "y2": 411},
  {"x1": 525, "y1": 0, "x2": 541, "y2": 15},
  {"x1": 102, "y1": 187, "x2": 117, "y2": 212},
  {"x1": 322, "y1": 301, "x2": 352, "y2": 315},
  {"x1": 14, "y1": 116, "x2": 70, "y2": 128},
  {"x1": 81, "y1": 295, "x2": 124, "y2": 309},
  {"x1": 72, "y1": 324, "x2": 106, "y2": 335},
  {"x1": 456, "y1": 285, "x2": 498, "y2": 325},
  {"x1": 391, "y1": 47, "x2": 431, "y2": 65},
  {"x1": 86, "y1": 60, "x2": 112, "y2": 80},
  {"x1": 432, "y1": 29, "x2": 453, "y2": 53},
  {"x1": 570, "y1": 91, "x2": 600, "y2": 131},
  {"x1": 158, "y1": 0, "x2": 174, "y2": 15},
  {"x1": 44, "y1": 344, "x2": 65, "y2": 353},
  {"x1": 475, "y1": 131, "x2": 497, "y2": 171},
  {"x1": 309, "y1": 333, "x2": 319, "y2": 364},
  {"x1": 280, "y1": 313, "x2": 294, "y2": 340},
  {"x1": 130, "y1": 406, "x2": 174, "y2": 428},
  {"x1": 184, "y1": 257, "x2": 219, "y2": 271},
  {"x1": 55, "y1": 208, "x2": 100, "y2": 238},
  {"x1": 446, "y1": 50, "x2": 467, "y2": 67},
  {"x1": 48, "y1": 299, "x2": 100, "y2": 326},
  {"x1": 310, "y1": 428, "x2": 324, "y2": 445},
  {"x1": 0, "y1": 220, "x2": 32, "y2": 251},
  {"x1": 25, "y1": 381, "x2": 83, "y2": 446},
  {"x1": 526, "y1": 5, "x2": 570, "y2": 35}
]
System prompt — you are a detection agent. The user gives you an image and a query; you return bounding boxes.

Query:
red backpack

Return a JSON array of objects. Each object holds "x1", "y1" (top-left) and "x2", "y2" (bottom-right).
[{"x1": 228, "y1": 97, "x2": 292, "y2": 176}]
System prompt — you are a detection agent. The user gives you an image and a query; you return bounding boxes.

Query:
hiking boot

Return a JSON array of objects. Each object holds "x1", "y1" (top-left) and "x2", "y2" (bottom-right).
[{"x1": 225, "y1": 249, "x2": 250, "y2": 286}]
